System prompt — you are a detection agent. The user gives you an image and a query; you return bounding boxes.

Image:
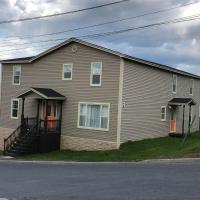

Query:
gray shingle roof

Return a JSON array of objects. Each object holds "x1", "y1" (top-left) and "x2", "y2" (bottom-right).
[
  {"x1": 18, "y1": 87, "x2": 66, "y2": 100},
  {"x1": 169, "y1": 98, "x2": 196, "y2": 105}
]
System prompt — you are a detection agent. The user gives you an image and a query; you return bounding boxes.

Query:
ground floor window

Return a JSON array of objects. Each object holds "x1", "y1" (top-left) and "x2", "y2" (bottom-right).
[
  {"x1": 78, "y1": 102, "x2": 110, "y2": 131},
  {"x1": 11, "y1": 99, "x2": 19, "y2": 119},
  {"x1": 161, "y1": 106, "x2": 166, "y2": 121}
]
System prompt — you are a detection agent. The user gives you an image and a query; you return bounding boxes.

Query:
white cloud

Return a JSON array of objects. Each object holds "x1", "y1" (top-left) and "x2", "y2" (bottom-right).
[{"x1": 0, "y1": 0, "x2": 200, "y2": 76}]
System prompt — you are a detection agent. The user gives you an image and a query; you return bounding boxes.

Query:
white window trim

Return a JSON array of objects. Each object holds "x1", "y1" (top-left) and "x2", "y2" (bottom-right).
[
  {"x1": 77, "y1": 102, "x2": 110, "y2": 131},
  {"x1": 189, "y1": 79, "x2": 194, "y2": 96},
  {"x1": 161, "y1": 106, "x2": 166, "y2": 121},
  {"x1": 11, "y1": 98, "x2": 20, "y2": 119},
  {"x1": 62, "y1": 63, "x2": 73, "y2": 80},
  {"x1": 172, "y1": 74, "x2": 177, "y2": 94},
  {"x1": 12, "y1": 65, "x2": 21, "y2": 85},
  {"x1": 90, "y1": 62, "x2": 102, "y2": 87}
]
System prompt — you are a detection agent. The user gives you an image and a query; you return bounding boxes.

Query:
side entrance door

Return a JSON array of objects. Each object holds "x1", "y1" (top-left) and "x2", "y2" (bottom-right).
[{"x1": 170, "y1": 109, "x2": 176, "y2": 133}]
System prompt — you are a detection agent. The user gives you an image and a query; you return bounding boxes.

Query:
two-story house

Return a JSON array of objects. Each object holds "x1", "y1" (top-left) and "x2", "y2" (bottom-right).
[{"x1": 0, "y1": 38, "x2": 199, "y2": 155}]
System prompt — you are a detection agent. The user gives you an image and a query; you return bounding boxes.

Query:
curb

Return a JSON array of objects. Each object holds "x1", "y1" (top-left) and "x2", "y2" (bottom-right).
[
  {"x1": 140, "y1": 158, "x2": 200, "y2": 164},
  {"x1": 0, "y1": 157, "x2": 200, "y2": 164}
]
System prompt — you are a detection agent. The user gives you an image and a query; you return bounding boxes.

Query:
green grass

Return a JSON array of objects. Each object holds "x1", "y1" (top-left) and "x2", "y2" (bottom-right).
[{"x1": 20, "y1": 132, "x2": 200, "y2": 162}]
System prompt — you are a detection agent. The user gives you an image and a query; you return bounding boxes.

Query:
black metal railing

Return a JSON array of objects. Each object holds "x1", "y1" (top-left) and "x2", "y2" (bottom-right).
[
  {"x1": 24, "y1": 117, "x2": 37, "y2": 128},
  {"x1": 3, "y1": 118, "x2": 37, "y2": 154},
  {"x1": 4, "y1": 120, "x2": 27, "y2": 154}
]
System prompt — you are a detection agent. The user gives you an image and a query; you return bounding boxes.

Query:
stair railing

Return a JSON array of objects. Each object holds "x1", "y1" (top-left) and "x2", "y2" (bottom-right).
[
  {"x1": 4, "y1": 121, "x2": 27, "y2": 154},
  {"x1": 3, "y1": 118, "x2": 37, "y2": 155}
]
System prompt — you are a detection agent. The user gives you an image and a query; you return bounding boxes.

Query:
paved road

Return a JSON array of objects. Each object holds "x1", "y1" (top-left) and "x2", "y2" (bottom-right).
[{"x1": 0, "y1": 161, "x2": 200, "y2": 200}]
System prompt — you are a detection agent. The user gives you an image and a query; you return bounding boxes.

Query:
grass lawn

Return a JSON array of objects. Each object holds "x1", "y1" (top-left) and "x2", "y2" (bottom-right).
[{"x1": 19, "y1": 131, "x2": 200, "y2": 162}]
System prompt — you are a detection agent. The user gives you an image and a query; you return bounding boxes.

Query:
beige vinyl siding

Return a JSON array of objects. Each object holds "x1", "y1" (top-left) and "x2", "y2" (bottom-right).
[
  {"x1": 0, "y1": 42, "x2": 120, "y2": 142},
  {"x1": 121, "y1": 59, "x2": 200, "y2": 143}
]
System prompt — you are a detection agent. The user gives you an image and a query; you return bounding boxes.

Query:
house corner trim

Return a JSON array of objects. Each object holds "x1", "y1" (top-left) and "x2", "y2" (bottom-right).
[{"x1": 117, "y1": 57, "x2": 124, "y2": 147}]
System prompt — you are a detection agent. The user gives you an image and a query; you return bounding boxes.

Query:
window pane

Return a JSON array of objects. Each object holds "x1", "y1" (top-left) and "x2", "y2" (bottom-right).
[
  {"x1": 12, "y1": 100, "x2": 19, "y2": 118},
  {"x1": 79, "y1": 104, "x2": 87, "y2": 126},
  {"x1": 172, "y1": 75, "x2": 177, "y2": 92},
  {"x1": 101, "y1": 105, "x2": 109, "y2": 129},
  {"x1": 14, "y1": 76, "x2": 20, "y2": 84},
  {"x1": 92, "y1": 75, "x2": 100, "y2": 84},
  {"x1": 64, "y1": 66, "x2": 72, "y2": 72},
  {"x1": 12, "y1": 109, "x2": 18, "y2": 118},
  {"x1": 91, "y1": 63, "x2": 101, "y2": 85},
  {"x1": 190, "y1": 88, "x2": 193, "y2": 94},
  {"x1": 80, "y1": 104, "x2": 87, "y2": 115},
  {"x1": 190, "y1": 80, "x2": 193, "y2": 94},
  {"x1": 64, "y1": 72, "x2": 71, "y2": 79},
  {"x1": 101, "y1": 105, "x2": 108, "y2": 117},
  {"x1": 92, "y1": 63, "x2": 101, "y2": 75},
  {"x1": 79, "y1": 116, "x2": 86, "y2": 126},
  {"x1": 14, "y1": 66, "x2": 21, "y2": 76},
  {"x1": 63, "y1": 65, "x2": 72, "y2": 79},
  {"x1": 86, "y1": 105, "x2": 100, "y2": 128},
  {"x1": 12, "y1": 101, "x2": 18, "y2": 109},
  {"x1": 173, "y1": 85, "x2": 176, "y2": 92},
  {"x1": 161, "y1": 107, "x2": 166, "y2": 120}
]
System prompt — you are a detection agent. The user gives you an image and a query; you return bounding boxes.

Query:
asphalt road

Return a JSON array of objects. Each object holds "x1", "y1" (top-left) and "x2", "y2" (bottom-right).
[{"x1": 0, "y1": 161, "x2": 200, "y2": 200}]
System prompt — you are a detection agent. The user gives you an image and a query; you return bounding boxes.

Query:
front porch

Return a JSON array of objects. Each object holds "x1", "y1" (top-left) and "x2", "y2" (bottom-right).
[
  {"x1": 4, "y1": 88, "x2": 66, "y2": 155},
  {"x1": 168, "y1": 98, "x2": 196, "y2": 137}
]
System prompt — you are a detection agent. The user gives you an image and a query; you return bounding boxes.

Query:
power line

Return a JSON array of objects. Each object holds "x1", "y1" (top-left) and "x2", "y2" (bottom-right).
[
  {"x1": 0, "y1": 0, "x2": 129, "y2": 25},
  {"x1": 1, "y1": 13, "x2": 200, "y2": 50},
  {"x1": 1, "y1": 0, "x2": 200, "y2": 42},
  {"x1": 81, "y1": 14, "x2": 200, "y2": 39},
  {"x1": 1, "y1": 14, "x2": 200, "y2": 52}
]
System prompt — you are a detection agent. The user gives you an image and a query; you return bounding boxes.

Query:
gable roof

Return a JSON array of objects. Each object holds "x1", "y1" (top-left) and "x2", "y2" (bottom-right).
[
  {"x1": 169, "y1": 98, "x2": 196, "y2": 106},
  {"x1": 1, "y1": 37, "x2": 199, "y2": 79},
  {"x1": 17, "y1": 87, "x2": 66, "y2": 100}
]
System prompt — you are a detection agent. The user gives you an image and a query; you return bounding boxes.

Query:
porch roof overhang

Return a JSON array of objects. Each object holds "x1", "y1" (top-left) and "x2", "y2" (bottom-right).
[
  {"x1": 17, "y1": 87, "x2": 66, "y2": 100},
  {"x1": 168, "y1": 98, "x2": 196, "y2": 106}
]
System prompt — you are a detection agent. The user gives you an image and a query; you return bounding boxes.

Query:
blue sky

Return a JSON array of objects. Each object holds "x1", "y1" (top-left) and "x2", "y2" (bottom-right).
[{"x1": 0, "y1": 0, "x2": 200, "y2": 75}]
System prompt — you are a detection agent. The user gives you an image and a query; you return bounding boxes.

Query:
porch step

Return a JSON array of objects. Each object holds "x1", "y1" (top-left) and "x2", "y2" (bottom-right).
[{"x1": 4, "y1": 133, "x2": 38, "y2": 156}]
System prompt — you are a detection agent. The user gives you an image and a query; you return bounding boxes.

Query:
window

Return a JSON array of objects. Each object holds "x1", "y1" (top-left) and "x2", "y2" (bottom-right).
[
  {"x1": 13, "y1": 65, "x2": 21, "y2": 85},
  {"x1": 172, "y1": 75, "x2": 177, "y2": 93},
  {"x1": 62, "y1": 64, "x2": 73, "y2": 80},
  {"x1": 189, "y1": 79, "x2": 194, "y2": 95},
  {"x1": 11, "y1": 99, "x2": 19, "y2": 119},
  {"x1": 161, "y1": 106, "x2": 166, "y2": 121},
  {"x1": 90, "y1": 62, "x2": 102, "y2": 86},
  {"x1": 78, "y1": 102, "x2": 110, "y2": 131}
]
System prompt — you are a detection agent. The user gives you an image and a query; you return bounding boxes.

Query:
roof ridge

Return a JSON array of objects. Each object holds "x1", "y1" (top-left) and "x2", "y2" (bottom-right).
[{"x1": 1, "y1": 37, "x2": 200, "y2": 79}]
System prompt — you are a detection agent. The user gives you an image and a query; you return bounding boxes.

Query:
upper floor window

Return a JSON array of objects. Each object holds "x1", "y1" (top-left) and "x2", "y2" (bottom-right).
[
  {"x1": 172, "y1": 75, "x2": 177, "y2": 93},
  {"x1": 11, "y1": 99, "x2": 19, "y2": 119},
  {"x1": 161, "y1": 106, "x2": 166, "y2": 121},
  {"x1": 90, "y1": 62, "x2": 102, "y2": 86},
  {"x1": 78, "y1": 102, "x2": 110, "y2": 131},
  {"x1": 62, "y1": 63, "x2": 73, "y2": 80},
  {"x1": 13, "y1": 65, "x2": 21, "y2": 85},
  {"x1": 189, "y1": 79, "x2": 194, "y2": 95}
]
